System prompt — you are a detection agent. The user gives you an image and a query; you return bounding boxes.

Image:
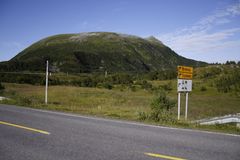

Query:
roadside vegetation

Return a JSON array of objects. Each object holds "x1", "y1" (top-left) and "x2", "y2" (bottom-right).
[
  {"x1": 0, "y1": 64, "x2": 240, "y2": 134},
  {"x1": 0, "y1": 82, "x2": 4, "y2": 93}
]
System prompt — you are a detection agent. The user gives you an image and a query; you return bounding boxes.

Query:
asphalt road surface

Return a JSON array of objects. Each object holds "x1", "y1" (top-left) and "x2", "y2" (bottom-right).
[{"x1": 0, "y1": 104, "x2": 239, "y2": 160}]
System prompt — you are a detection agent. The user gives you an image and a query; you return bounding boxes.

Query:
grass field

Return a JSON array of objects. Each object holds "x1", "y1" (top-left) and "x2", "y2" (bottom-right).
[
  {"x1": 1, "y1": 81, "x2": 240, "y2": 134},
  {"x1": 1, "y1": 83, "x2": 152, "y2": 120}
]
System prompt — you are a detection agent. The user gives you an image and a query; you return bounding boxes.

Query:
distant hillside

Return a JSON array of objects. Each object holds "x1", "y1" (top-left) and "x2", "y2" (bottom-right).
[{"x1": 0, "y1": 32, "x2": 207, "y2": 73}]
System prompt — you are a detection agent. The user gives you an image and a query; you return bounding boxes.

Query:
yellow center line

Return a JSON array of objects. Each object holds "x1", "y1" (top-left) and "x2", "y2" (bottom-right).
[
  {"x1": 0, "y1": 120, "x2": 50, "y2": 135},
  {"x1": 144, "y1": 152, "x2": 187, "y2": 160}
]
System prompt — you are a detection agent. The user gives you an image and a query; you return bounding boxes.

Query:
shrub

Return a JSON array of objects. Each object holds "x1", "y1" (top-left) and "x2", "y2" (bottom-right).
[
  {"x1": 0, "y1": 82, "x2": 4, "y2": 91},
  {"x1": 200, "y1": 86, "x2": 207, "y2": 91},
  {"x1": 141, "y1": 80, "x2": 153, "y2": 90},
  {"x1": 137, "y1": 111, "x2": 148, "y2": 121},
  {"x1": 98, "y1": 82, "x2": 113, "y2": 90},
  {"x1": 150, "y1": 109, "x2": 176, "y2": 123},
  {"x1": 151, "y1": 91, "x2": 175, "y2": 110},
  {"x1": 160, "y1": 82, "x2": 173, "y2": 92},
  {"x1": 109, "y1": 73, "x2": 133, "y2": 85},
  {"x1": 150, "y1": 91, "x2": 176, "y2": 122},
  {"x1": 127, "y1": 84, "x2": 136, "y2": 92},
  {"x1": 215, "y1": 69, "x2": 240, "y2": 93},
  {"x1": 104, "y1": 82, "x2": 113, "y2": 90}
]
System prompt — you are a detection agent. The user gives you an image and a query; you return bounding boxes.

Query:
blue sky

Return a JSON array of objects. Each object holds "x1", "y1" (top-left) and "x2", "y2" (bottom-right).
[{"x1": 1, "y1": 0, "x2": 240, "y2": 63}]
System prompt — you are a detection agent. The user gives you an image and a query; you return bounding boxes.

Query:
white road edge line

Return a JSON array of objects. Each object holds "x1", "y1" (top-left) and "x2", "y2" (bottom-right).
[{"x1": 2, "y1": 105, "x2": 240, "y2": 137}]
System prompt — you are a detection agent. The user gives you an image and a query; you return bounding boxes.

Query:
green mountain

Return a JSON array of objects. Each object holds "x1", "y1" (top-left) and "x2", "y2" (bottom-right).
[{"x1": 0, "y1": 32, "x2": 206, "y2": 73}]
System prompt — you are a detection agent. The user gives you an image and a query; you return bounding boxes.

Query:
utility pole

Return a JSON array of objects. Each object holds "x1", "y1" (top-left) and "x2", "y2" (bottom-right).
[{"x1": 45, "y1": 60, "x2": 49, "y2": 104}]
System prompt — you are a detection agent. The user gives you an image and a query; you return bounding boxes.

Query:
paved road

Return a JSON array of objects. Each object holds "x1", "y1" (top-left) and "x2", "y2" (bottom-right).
[{"x1": 0, "y1": 104, "x2": 239, "y2": 160}]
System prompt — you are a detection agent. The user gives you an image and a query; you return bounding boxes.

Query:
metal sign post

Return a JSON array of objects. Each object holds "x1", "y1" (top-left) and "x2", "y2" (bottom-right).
[
  {"x1": 185, "y1": 92, "x2": 188, "y2": 120},
  {"x1": 178, "y1": 92, "x2": 181, "y2": 120},
  {"x1": 177, "y1": 66, "x2": 193, "y2": 120}
]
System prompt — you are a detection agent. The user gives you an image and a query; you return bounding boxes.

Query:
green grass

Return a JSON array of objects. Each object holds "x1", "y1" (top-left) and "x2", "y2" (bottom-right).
[
  {"x1": 1, "y1": 83, "x2": 151, "y2": 120},
  {"x1": 1, "y1": 81, "x2": 240, "y2": 134}
]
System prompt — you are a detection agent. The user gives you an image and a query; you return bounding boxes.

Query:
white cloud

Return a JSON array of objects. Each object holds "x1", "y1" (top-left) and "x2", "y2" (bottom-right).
[
  {"x1": 158, "y1": 2, "x2": 240, "y2": 62},
  {"x1": 227, "y1": 2, "x2": 240, "y2": 15},
  {"x1": 165, "y1": 28, "x2": 240, "y2": 52},
  {"x1": 192, "y1": 2, "x2": 240, "y2": 31}
]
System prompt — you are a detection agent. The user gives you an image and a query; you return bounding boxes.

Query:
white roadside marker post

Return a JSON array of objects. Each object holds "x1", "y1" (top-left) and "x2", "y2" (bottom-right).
[
  {"x1": 178, "y1": 92, "x2": 181, "y2": 120},
  {"x1": 185, "y1": 92, "x2": 189, "y2": 120},
  {"x1": 45, "y1": 60, "x2": 49, "y2": 104}
]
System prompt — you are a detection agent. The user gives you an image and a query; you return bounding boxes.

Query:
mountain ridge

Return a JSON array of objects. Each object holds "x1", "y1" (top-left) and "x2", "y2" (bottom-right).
[{"x1": 0, "y1": 32, "x2": 207, "y2": 73}]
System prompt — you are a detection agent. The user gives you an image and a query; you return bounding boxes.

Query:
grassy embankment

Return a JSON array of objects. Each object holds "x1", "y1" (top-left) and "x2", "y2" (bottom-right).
[
  {"x1": 1, "y1": 78, "x2": 240, "y2": 134},
  {"x1": 1, "y1": 83, "x2": 151, "y2": 120}
]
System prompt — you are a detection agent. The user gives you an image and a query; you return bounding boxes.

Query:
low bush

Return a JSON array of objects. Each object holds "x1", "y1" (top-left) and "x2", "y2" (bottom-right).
[
  {"x1": 149, "y1": 90, "x2": 176, "y2": 123},
  {"x1": 137, "y1": 111, "x2": 148, "y2": 121},
  {"x1": 200, "y1": 86, "x2": 207, "y2": 91},
  {"x1": 0, "y1": 82, "x2": 4, "y2": 91},
  {"x1": 97, "y1": 82, "x2": 113, "y2": 90},
  {"x1": 159, "y1": 82, "x2": 173, "y2": 92},
  {"x1": 215, "y1": 70, "x2": 240, "y2": 93}
]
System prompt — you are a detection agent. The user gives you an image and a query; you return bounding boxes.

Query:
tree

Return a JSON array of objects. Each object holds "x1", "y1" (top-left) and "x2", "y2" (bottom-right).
[{"x1": 226, "y1": 61, "x2": 236, "y2": 65}]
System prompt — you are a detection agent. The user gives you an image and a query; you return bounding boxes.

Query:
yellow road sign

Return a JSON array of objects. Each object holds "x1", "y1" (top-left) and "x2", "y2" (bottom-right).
[
  {"x1": 177, "y1": 66, "x2": 193, "y2": 74},
  {"x1": 178, "y1": 72, "x2": 193, "y2": 79}
]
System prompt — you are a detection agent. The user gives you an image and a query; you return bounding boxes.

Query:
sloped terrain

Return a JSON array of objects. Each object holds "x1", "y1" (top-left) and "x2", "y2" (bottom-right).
[{"x1": 0, "y1": 32, "x2": 206, "y2": 73}]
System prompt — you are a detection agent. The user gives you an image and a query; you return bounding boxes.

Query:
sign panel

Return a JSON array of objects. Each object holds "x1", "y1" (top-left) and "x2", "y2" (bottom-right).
[
  {"x1": 177, "y1": 79, "x2": 192, "y2": 92},
  {"x1": 178, "y1": 72, "x2": 193, "y2": 79},
  {"x1": 178, "y1": 66, "x2": 193, "y2": 74}
]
